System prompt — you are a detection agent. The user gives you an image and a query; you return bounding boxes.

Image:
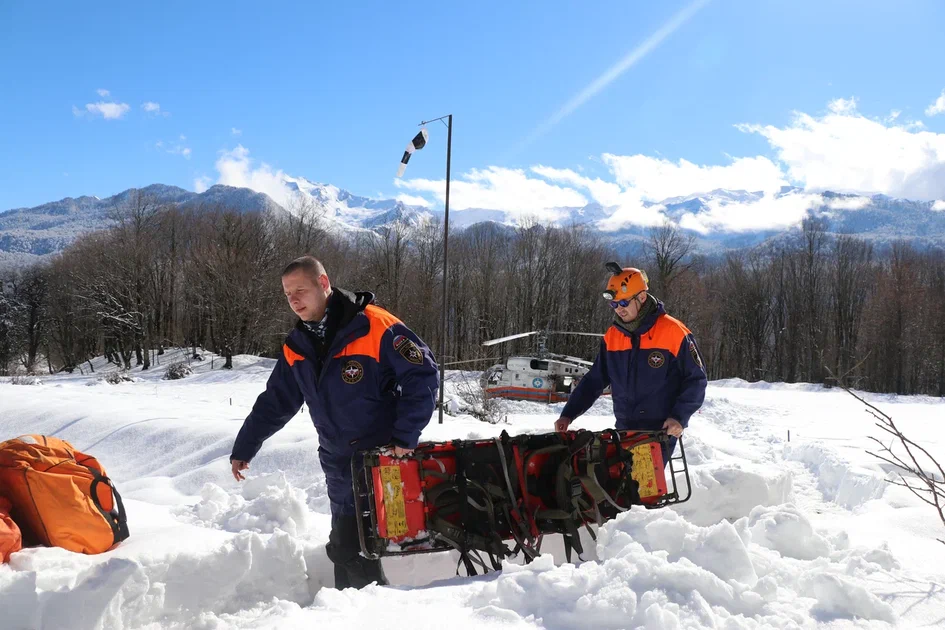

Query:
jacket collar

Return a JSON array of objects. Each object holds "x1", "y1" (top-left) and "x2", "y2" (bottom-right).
[
  {"x1": 612, "y1": 298, "x2": 666, "y2": 338},
  {"x1": 287, "y1": 288, "x2": 375, "y2": 358}
]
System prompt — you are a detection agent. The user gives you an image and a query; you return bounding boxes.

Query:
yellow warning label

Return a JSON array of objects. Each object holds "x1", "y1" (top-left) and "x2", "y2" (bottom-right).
[
  {"x1": 379, "y1": 465, "x2": 408, "y2": 538},
  {"x1": 629, "y1": 443, "x2": 659, "y2": 498}
]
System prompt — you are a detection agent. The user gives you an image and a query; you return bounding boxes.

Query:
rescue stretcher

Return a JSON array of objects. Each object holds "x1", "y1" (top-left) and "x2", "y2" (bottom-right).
[{"x1": 352, "y1": 429, "x2": 691, "y2": 573}]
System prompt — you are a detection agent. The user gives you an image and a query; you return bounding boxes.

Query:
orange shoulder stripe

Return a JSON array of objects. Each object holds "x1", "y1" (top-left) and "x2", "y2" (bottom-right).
[
  {"x1": 283, "y1": 344, "x2": 305, "y2": 367},
  {"x1": 604, "y1": 327, "x2": 631, "y2": 352},
  {"x1": 334, "y1": 305, "x2": 402, "y2": 361},
  {"x1": 639, "y1": 315, "x2": 688, "y2": 356}
]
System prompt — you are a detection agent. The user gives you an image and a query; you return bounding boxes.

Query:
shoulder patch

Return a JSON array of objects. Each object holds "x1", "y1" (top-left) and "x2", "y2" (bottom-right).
[
  {"x1": 393, "y1": 334, "x2": 424, "y2": 365},
  {"x1": 689, "y1": 340, "x2": 705, "y2": 371}
]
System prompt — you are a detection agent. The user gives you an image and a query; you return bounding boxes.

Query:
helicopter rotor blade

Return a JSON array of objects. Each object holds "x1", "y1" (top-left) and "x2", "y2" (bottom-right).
[
  {"x1": 547, "y1": 353, "x2": 595, "y2": 366},
  {"x1": 482, "y1": 331, "x2": 540, "y2": 347},
  {"x1": 442, "y1": 357, "x2": 502, "y2": 366}
]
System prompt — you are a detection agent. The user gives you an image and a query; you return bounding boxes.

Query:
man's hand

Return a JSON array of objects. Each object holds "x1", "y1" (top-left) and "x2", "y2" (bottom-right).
[
  {"x1": 392, "y1": 446, "x2": 414, "y2": 458},
  {"x1": 231, "y1": 459, "x2": 249, "y2": 481},
  {"x1": 662, "y1": 418, "x2": 683, "y2": 438},
  {"x1": 554, "y1": 416, "x2": 571, "y2": 432}
]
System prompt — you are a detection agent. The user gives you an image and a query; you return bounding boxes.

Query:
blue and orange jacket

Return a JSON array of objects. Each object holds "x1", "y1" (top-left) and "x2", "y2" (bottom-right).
[
  {"x1": 231, "y1": 290, "x2": 439, "y2": 465},
  {"x1": 562, "y1": 300, "x2": 707, "y2": 431}
]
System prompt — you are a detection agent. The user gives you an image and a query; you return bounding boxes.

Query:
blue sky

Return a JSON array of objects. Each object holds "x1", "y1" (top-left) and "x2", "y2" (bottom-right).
[{"x1": 2, "y1": 0, "x2": 945, "y2": 230}]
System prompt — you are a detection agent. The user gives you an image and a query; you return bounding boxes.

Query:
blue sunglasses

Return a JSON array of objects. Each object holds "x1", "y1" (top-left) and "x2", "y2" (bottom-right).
[{"x1": 604, "y1": 291, "x2": 644, "y2": 309}]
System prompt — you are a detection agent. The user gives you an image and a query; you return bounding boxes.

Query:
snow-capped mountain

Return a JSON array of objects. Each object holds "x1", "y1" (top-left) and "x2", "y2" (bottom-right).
[
  {"x1": 0, "y1": 184, "x2": 282, "y2": 266},
  {"x1": 281, "y1": 175, "x2": 432, "y2": 233},
  {"x1": 3, "y1": 179, "x2": 944, "y2": 268}
]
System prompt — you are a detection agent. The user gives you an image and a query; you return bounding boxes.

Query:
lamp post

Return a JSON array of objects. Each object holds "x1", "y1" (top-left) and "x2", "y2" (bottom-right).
[{"x1": 397, "y1": 114, "x2": 452, "y2": 424}]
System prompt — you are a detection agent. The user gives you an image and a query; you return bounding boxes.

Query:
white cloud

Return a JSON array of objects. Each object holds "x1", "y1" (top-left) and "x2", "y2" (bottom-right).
[
  {"x1": 531, "y1": 165, "x2": 667, "y2": 229},
  {"x1": 231, "y1": 128, "x2": 242, "y2": 136},
  {"x1": 191, "y1": 97, "x2": 945, "y2": 234},
  {"x1": 165, "y1": 145, "x2": 191, "y2": 159},
  {"x1": 395, "y1": 194, "x2": 432, "y2": 208},
  {"x1": 739, "y1": 100, "x2": 945, "y2": 201},
  {"x1": 213, "y1": 145, "x2": 293, "y2": 207},
  {"x1": 159, "y1": 139, "x2": 191, "y2": 159},
  {"x1": 530, "y1": 165, "x2": 624, "y2": 206},
  {"x1": 194, "y1": 176, "x2": 212, "y2": 194},
  {"x1": 596, "y1": 193, "x2": 668, "y2": 231},
  {"x1": 827, "y1": 97, "x2": 858, "y2": 114},
  {"x1": 678, "y1": 192, "x2": 823, "y2": 234},
  {"x1": 142, "y1": 101, "x2": 169, "y2": 116},
  {"x1": 76, "y1": 101, "x2": 130, "y2": 120},
  {"x1": 602, "y1": 154, "x2": 786, "y2": 201},
  {"x1": 926, "y1": 90, "x2": 945, "y2": 117},
  {"x1": 396, "y1": 166, "x2": 588, "y2": 222},
  {"x1": 824, "y1": 196, "x2": 870, "y2": 211},
  {"x1": 97, "y1": 89, "x2": 110, "y2": 97}
]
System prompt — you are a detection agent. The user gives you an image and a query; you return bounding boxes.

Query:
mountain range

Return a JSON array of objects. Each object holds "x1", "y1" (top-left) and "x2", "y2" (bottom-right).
[{"x1": 2, "y1": 176, "x2": 944, "y2": 268}]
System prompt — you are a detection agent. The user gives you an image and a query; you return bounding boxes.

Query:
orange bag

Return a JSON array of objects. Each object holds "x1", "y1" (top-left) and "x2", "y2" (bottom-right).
[
  {"x1": 0, "y1": 496, "x2": 22, "y2": 562},
  {"x1": 0, "y1": 435, "x2": 129, "y2": 554}
]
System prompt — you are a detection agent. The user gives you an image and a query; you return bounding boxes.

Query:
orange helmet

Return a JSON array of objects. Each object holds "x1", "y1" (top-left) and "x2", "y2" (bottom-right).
[{"x1": 603, "y1": 265, "x2": 648, "y2": 301}]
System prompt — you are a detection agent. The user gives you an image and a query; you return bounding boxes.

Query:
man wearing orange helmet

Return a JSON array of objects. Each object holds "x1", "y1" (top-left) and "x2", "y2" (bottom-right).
[{"x1": 554, "y1": 263, "x2": 707, "y2": 462}]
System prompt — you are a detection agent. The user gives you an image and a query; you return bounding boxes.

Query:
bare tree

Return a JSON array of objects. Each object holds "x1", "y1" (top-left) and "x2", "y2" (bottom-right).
[
  {"x1": 827, "y1": 378, "x2": 945, "y2": 545},
  {"x1": 645, "y1": 221, "x2": 695, "y2": 306},
  {"x1": 830, "y1": 235, "x2": 873, "y2": 387}
]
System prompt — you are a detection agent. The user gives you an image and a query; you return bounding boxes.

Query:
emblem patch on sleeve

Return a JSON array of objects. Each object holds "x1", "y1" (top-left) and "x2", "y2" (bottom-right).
[
  {"x1": 342, "y1": 360, "x2": 364, "y2": 384},
  {"x1": 647, "y1": 351, "x2": 665, "y2": 369},
  {"x1": 689, "y1": 341, "x2": 704, "y2": 371},
  {"x1": 393, "y1": 334, "x2": 424, "y2": 365}
]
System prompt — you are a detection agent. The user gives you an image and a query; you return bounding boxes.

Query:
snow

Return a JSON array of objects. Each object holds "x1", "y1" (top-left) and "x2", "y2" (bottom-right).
[{"x1": 1, "y1": 352, "x2": 944, "y2": 629}]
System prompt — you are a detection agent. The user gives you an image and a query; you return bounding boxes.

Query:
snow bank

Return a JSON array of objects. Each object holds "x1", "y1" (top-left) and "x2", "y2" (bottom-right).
[
  {"x1": 179, "y1": 472, "x2": 312, "y2": 536},
  {"x1": 746, "y1": 504, "x2": 831, "y2": 560},
  {"x1": 800, "y1": 573, "x2": 896, "y2": 623},
  {"x1": 467, "y1": 508, "x2": 898, "y2": 628},
  {"x1": 783, "y1": 442, "x2": 887, "y2": 508},
  {"x1": 670, "y1": 463, "x2": 793, "y2": 526},
  {"x1": 0, "y1": 531, "x2": 319, "y2": 630}
]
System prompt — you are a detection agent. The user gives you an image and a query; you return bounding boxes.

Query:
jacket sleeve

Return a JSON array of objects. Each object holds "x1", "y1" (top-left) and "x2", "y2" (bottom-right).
[
  {"x1": 231, "y1": 352, "x2": 304, "y2": 462},
  {"x1": 379, "y1": 323, "x2": 439, "y2": 449},
  {"x1": 561, "y1": 340, "x2": 610, "y2": 421},
  {"x1": 669, "y1": 333, "x2": 707, "y2": 428}
]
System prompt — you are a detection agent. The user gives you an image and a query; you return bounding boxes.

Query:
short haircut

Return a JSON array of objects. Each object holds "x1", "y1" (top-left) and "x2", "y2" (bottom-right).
[{"x1": 281, "y1": 256, "x2": 327, "y2": 283}]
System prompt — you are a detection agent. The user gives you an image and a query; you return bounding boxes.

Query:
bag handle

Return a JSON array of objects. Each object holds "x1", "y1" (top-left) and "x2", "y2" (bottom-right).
[{"x1": 86, "y1": 468, "x2": 130, "y2": 545}]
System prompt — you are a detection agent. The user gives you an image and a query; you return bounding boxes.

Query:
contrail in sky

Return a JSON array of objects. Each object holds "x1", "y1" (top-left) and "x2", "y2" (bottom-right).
[{"x1": 514, "y1": 0, "x2": 712, "y2": 154}]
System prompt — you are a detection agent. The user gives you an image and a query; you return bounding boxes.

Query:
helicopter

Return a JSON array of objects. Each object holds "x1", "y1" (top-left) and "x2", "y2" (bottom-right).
[{"x1": 474, "y1": 329, "x2": 607, "y2": 403}]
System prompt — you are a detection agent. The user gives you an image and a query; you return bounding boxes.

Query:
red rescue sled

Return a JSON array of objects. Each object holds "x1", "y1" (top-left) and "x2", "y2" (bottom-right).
[{"x1": 353, "y1": 429, "x2": 690, "y2": 571}]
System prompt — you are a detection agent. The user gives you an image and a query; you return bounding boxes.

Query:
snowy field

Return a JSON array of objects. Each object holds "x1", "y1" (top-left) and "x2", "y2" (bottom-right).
[{"x1": 1, "y1": 348, "x2": 944, "y2": 629}]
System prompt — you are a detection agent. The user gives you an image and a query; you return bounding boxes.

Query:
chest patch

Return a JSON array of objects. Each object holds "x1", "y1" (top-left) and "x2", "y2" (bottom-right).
[
  {"x1": 342, "y1": 360, "x2": 364, "y2": 384},
  {"x1": 393, "y1": 334, "x2": 424, "y2": 365},
  {"x1": 647, "y1": 351, "x2": 665, "y2": 369}
]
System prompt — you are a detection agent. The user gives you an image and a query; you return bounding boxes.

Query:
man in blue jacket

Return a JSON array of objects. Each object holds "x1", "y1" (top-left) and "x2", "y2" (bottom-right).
[
  {"x1": 230, "y1": 256, "x2": 439, "y2": 589},
  {"x1": 554, "y1": 265, "x2": 706, "y2": 463}
]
